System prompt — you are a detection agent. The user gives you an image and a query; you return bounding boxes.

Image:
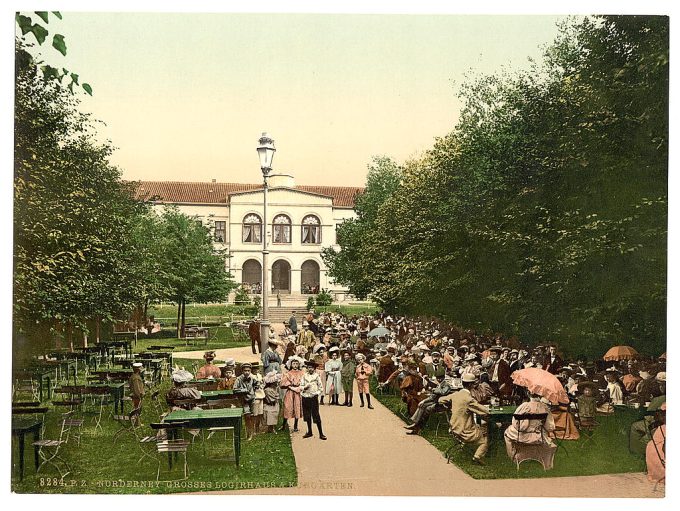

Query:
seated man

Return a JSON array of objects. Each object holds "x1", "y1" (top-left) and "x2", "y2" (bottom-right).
[
  {"x1": 439, "y1": 373, "x2": 490, "y2": 465},
  {"x1": 404, "y1": 371, "x2": 460, "y2": 435},
  {"x1": 629, "y1": 373, "x2": 665, "y2": 456},
  {"x1": 504, "y1": 392, "x2": 557, "y2": 466},
  {"x1": 195, "y1": 351, "x2": 222, "y2": 379},
  {"x1": 166, "y1": 368, "x2": 202, "y2": 410}
]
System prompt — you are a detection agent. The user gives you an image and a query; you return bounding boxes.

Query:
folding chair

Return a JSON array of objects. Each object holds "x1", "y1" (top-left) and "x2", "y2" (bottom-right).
[
  {"x1": 61, "y1": 410, "x2": 85, "y2": 446},
  {"x1": 33, "y1": 416, "x2": 72, "y2": 480},
  {"x1": 13, "y1": 379, "x2": 40, "y2": 402},
  {"x1": 433, "y1": 405, "x2": 451, "y2": 438},
  {"x1": 112, "y1": 407, "x2": 143, "y2": 445},
  {"x1": 444, "y1": 430, "x2": 468, "y2": 464},
  {"x1": 576, "y1": 414, "x2": 599, "y2": 448},
  {"x1": 149, "y1": 422, "x2": 190, "y2": 481}
]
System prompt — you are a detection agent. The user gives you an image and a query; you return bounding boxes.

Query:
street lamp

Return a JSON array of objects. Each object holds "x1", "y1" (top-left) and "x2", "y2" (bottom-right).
[{"x1": 257, "y1": 132, "x2": 276, "y2": 354}]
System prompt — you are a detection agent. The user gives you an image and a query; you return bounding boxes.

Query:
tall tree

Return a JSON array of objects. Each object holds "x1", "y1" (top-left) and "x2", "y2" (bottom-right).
[
  {"x1": 328, "y1": 15, "x2": 668, "y2": 358},
  {"x1": 156, "y1": 208, "x2": 235, "y2": 338}
]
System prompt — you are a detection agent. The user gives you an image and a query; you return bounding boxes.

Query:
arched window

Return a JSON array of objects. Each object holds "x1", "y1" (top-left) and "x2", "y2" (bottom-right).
[
  {"x1": 301, "y1": 215, "x2": 321, "y2": 244},
  {"x1": 272, "y1": 214, "x2": 291, "y2": 244},
  {"x1": 242, "y1": 214, "x2": 262, "y2": 243}
]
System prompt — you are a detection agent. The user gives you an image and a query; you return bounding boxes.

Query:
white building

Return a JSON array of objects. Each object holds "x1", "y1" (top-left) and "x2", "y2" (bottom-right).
[{"x1": 132, "y1": 174, "x2": 362, "y2": 303}]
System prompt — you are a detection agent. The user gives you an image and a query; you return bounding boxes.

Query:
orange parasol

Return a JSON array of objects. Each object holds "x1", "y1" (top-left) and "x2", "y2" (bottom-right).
[
  {"x1": 603, "y1": 345, "x2": 639, "y2": 361},
  {"x1": 511, "y1": 367, "x2": 569, "y2": 405}
]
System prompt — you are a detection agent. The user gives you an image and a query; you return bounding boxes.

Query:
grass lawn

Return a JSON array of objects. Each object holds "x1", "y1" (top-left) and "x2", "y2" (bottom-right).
[
  {"x1": 114, "y1": 325, "x2": 253, "y2": 351},
  {"x1": 148, "y1": 304, "x2": 257, "y2": 324},
  {"x1": 11, "y1": 378, "x2": 296, "y2": 494},
  {"x1": 371, "y1": 380, "x2": 646, "y2": 479}
]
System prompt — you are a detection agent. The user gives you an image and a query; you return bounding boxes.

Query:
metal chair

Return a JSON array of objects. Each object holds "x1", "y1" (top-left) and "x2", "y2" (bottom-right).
[
  {"x1": 32, "y1": 415, "x2": 72, "y2": 480},
  {"x1": 112, "y1": 407, "x2": 143, "y2": 445},
  {"x1": 149, "y1": 422, "x2": 190, "y2": 481}
]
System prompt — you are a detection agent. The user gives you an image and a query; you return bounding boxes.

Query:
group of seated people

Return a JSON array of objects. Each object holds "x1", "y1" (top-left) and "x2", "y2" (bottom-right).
[{"x1": 163, "y1": 311, "x2": 666, "y2": 482}]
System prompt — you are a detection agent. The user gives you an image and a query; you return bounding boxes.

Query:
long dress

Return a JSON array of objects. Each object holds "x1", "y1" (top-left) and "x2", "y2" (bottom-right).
[
  {"x1": 325, "y1": 358, "x2": 343, "y2": 396},
  {"x1": 646, "y1": 424, "x2": 666, "y2": 485},
  {"x1": 263, "y1": 385, "x2": 281, "y2": 426},
  {"x1": 280, "y1": 369, "x2": 303, "y2": 419}
]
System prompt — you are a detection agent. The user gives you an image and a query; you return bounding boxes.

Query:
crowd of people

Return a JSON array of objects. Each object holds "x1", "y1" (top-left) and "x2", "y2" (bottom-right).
[{"x1": 165, "y1": 311, "x2": 666, "y2": 483}]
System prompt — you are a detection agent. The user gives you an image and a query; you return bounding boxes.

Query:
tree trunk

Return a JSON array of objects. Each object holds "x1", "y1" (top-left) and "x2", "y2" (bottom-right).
[
  {"x1": 180, "y1": 298, "x2": 186, "y2": 339},
  {"x1": 67, "y1": 321, "x2": 74, "y2": 352},
  {"x1": 95, "y1": 316, "x2": 101, "y2": 344},
  {"x1": 176, "y1": 300, "x2": 182, "y2": 338}
]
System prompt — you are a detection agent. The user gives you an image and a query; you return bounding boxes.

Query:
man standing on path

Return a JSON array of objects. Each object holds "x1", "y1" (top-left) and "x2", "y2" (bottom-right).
[
  {"x1": 439, "y1": 373, "x2": 490, "y2": 465},
  {"x1": 289, "y1": 311, "x2": 298, "y2": 335},
  {"x1": 249, "y1": 320, "x2": 261, "y2": 355},
  {"x1": 355, "y1": 353, "x2": 374, "y2": 409},
  {"x1": 340, "y1": 350, "x2": 356, "y2": 406},
  {"x1": 301, "y1": 360, "x2": 327, "y2": 440}
]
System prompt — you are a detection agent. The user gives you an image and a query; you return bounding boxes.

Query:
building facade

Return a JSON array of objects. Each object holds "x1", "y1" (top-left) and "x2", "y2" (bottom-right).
[{"x1": 132, "y1": 174, "x2": 361, "y2": 302}]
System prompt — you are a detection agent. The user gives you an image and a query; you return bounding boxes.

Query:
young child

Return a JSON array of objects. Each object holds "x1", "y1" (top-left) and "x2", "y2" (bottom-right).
[{"x1": 263, "y1": 371, "x2": 282, "y2": 433}]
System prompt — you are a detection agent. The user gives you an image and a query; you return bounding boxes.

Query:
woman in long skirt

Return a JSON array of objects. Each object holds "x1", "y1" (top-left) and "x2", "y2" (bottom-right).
[
  {"x1": 263, "y1": 371, "x2": 282, "y2": 433},
  {"x1": 325, "y1": 347, "x2": 343, "y2": 405}
]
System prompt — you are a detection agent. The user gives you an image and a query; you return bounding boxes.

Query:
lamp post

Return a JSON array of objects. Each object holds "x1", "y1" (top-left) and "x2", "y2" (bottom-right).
[{"x1": 257, "y1": 132, "x2": 276, "y2": 354}]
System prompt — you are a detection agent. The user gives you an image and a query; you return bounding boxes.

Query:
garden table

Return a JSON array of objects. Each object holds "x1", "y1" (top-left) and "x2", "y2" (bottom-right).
[
  {"x1": 163, "y1": 408, "x2": 243, "y2": 466},
  {"x1": 92, "y1": 368, "x2": 133, "y2": 382},
  {"x1": 11, "y1": 417, "x2": 42, "y2": 481},
  {"x1": 15, "y1": 367, "x2": 53, "y2": 402},
  {"x1": 486, "y1": 405, "x2": 517, "y2": 455}
]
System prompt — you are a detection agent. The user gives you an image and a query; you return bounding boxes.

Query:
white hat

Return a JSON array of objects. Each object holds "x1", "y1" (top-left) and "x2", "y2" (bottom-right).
[
  {"x1": 355, "y1": 353, "x2": 366, "y2": 362},
  {"x1": 313, "y1": 344, "x2": 327, "y2": 354},
  {"x1": 433, "y1": 330, "x2": 440, "y2": 337},
  {"x1": 465, "y1": 354, "x2": 477, "y2": 362},
  {"x1": 461, "y1": 373, "x2": 477, "y2": 383},
  {"x1": 172, "y1": 368, "x2": 193, "y2": 383},
  {"x1": 225, "y1": 358, "x2": 235, "y2": 366},
  {"x1": 264, "y1": 371, "x2": 282, "y2": 384},
  {"x1": 656, "y1": 372, "x2": 666, "y2": 382},
  {"x1": 329, "y1": 346, "x2": 340, "y2": 353},
  {"x1": 287, "y1": 355, "x2": 305, "y2": 368},
  {"x1": 132, "y1": 362, "x2": 143, "y2": 368}
]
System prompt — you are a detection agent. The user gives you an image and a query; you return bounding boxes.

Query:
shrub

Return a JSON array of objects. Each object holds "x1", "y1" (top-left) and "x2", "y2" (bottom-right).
[
  {"x1": 315, "y1": 289, "x2": 333, "y2": 307},
  {"x1": 306, "y1": 296, "x2": 315, "y2": 311},
  {"x1": 234, "y1": 286, "x2": 251, "y2": 305}
]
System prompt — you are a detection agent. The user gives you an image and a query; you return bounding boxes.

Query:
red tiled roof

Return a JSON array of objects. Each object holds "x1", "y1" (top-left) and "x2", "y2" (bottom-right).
[{"x1": 129, "y1": 180, "x2": 362, "y2": 208}]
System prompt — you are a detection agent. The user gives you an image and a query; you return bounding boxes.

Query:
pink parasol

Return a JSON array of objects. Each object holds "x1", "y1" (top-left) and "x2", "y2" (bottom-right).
[
  {"x1": 603, "y1": 345, "x2": 639, "y2": 361},
  {"x1": 511, "y1": 367, "x2": 569, "y2": 405}
]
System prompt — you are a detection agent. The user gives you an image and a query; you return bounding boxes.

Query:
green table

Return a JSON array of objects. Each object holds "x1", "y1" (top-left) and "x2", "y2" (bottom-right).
[
  {"x1": 201, "y1": 390, "x2": 235, "y2": 399},
  {"x1": 163, "y1": 408, "x2": 243, "y2": 466},
  {"x1": 487, "y1": 405, "x2": 518, "y2": 454},
  {"x1": 14, "y1": 367, "x2": 53, "y2": 402},
  {"x1": 12, "y1": 418, "x2": 42, "y2": 481},
  {"x1": 92, "y1": 368, "x2": 133, "y2": 382}
]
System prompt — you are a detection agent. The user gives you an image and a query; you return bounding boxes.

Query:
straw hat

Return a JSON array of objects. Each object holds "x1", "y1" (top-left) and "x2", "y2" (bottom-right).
[{"x1": 171, "y1": 368, "x2": 193, "y2": 383}]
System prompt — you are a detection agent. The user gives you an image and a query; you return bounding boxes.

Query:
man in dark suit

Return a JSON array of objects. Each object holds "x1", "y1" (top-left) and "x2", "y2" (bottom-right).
[
  {"x1": 543, "y1": 345, "x2": 564, "y2": 374},
  {"x1": 487, "y1": 346, "x2": 513, "y2": 399},
  {"x1": 248, "y1": 320, "x2": 261, "y2": 355}
]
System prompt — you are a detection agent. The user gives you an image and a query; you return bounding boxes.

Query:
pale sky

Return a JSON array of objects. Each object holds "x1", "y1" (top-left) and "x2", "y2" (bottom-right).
[{"x1": 28, "y1": 12, "x2": 569, "y2": 186}]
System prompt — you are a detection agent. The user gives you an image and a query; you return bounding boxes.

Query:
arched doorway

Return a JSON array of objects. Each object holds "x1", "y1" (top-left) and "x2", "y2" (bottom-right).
[
  {"x1": 271, "y1": 260, "x2": 291, "y2": 293},
  {"x1": 242, "y1": 259, "x2": 262, "y2": 293},
  {"x1": 301, "y1": 260, "x2": 320, "y2": 294}
]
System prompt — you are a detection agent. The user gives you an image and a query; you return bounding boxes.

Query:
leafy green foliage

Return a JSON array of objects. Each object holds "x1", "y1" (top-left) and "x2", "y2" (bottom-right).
[
  {"x1": 328, "y1": 16, "x2": 667, "y2": 358},
  {"x1": 15, "y1": 11, "x2": 91, "y2": 95},
  {"x1": 306, "y1": 296, "x2": 315, "y2": 311},
  {"x1": 315, "y1": 289, "x2": 333, "y2": 307},
  {"x1": 234, "y1": 286, "x2": 252, "y2": 305},
  {"x1": 322, "y1": 156, "x2": 404, "y2": 300}
]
